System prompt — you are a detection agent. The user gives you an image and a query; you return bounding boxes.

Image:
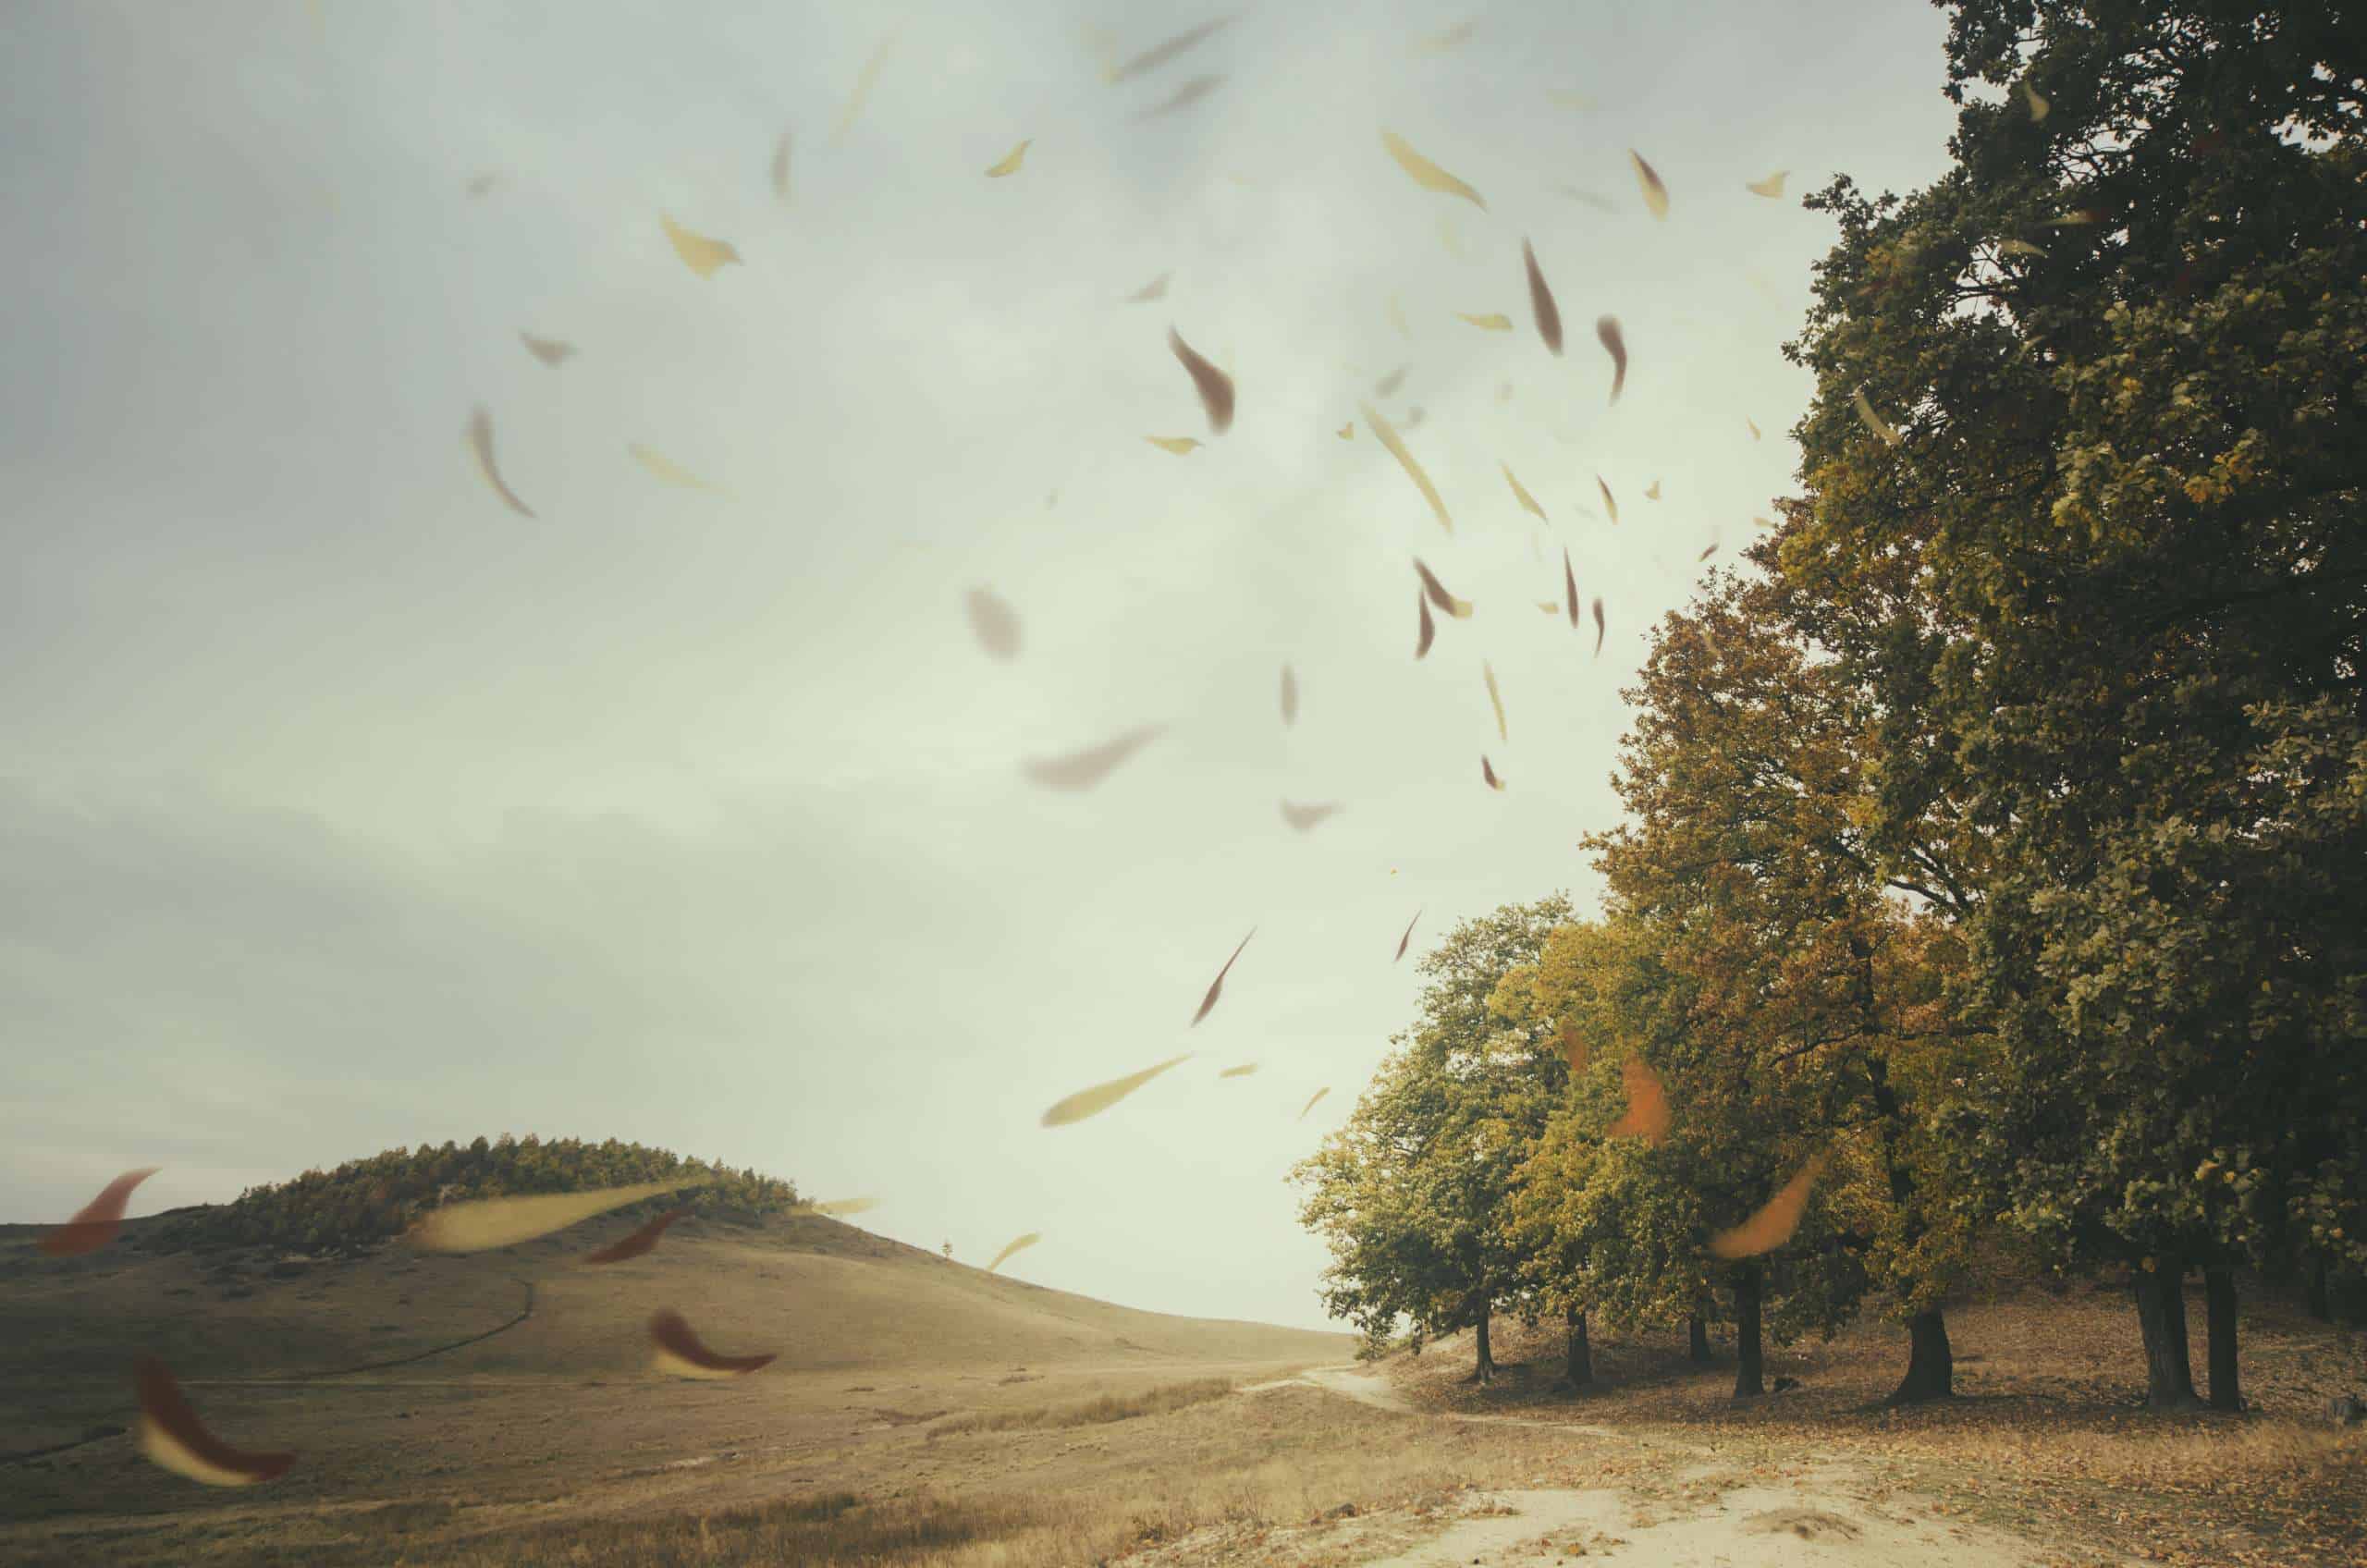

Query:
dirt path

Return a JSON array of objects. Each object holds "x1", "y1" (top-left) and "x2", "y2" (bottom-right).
[{"x1": 1223, "y1": 1365, "x2": 2051, "y2": 1568}]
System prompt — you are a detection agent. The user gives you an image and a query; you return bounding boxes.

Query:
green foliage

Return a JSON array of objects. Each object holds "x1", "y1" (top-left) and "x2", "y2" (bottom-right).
[{"x1": 140, "y1": 1135, "x2": 802, "y2": 1256}]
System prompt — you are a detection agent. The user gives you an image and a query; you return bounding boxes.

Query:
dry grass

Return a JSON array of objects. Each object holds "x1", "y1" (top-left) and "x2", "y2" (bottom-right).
[{"x1": 926, "y1": 1377, "x2": 1238, "y2": 1439}]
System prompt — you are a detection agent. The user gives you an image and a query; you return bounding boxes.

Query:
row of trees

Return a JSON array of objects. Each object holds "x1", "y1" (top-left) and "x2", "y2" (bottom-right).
[
  {"x1": 142, "y1": 1134, "x2": 803, "y2": 1255},
  {"x1": 1295, "y1": 0, "x2": 2364, "y2": 1411}
]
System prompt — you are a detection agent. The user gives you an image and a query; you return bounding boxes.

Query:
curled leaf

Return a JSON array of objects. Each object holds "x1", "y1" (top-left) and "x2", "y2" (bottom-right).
[
  {"x1": 1297, "y1": 1088, "x2": 1330, "y2": 1121},
  {"x1": 1592, "y1": 596, "x2": 1606, "y2": 657},
  {"x1": 985, "y1": 139, "x2": 1033, "y2": 178},
  {"x1": 1851, "y1": 386, "x2": 1903, "y2": 446},
  {"x1": 1709, "y1": 1154, "x2": 1828, "y2": 1259},
  {"x1": 1361, "y1": 403, "x2": 1454, "y2": 534},
  {"x1": 1192, "y1": 927, "x2": 1257, "y2": 1026},
  {"x1": 1999, "y1": 238, "x2": 2046, "y2": 258},
  {"x1": 1628, "y1": 150, "x2": 1669, "y2": 219},
  {"x1": 659, "y1": 214, "x2": 741, "y2": 278},
  {"x1": 133, "y1": 1357, "x2": 294, "y2": 1487},
  {"x1": 1042, "y1": 1054, "x2": 1194, "y2": 1126},
  {"x1": 1281, "y1": 800, "x2": 1343, "y2": 833},
  {"x1": 1746, "y1": 170, "x2": 1788, "y2": 199},
  {"x1": 1394, "y1": 907, "x2": 1422, "y2": 962},
  {"x1": 1456, "y1": 312, "x2": 1513, "y2": 332},
  {"x1": 649, "y1": 1309, "x2": 775, "y2": 1378},
  {"x1": 1380, "y1": 129, "x2": 1486, "y2": 209},
  {"x1": 466, "y1": 407, "x2": 535, "y2": 518},
  {"x1": 1021, "y1": 726, "x2": 1163, "y2": 791},
  {"x1": 1522, "y1": 239, "x2": 1564, "y2": 354},
  {"x1": 2021, "y1": 78, "x2": 2050, "y2": 123},
  {"x1": 1412, "y1": 558, "x2": 1473, "y2": 619},
  {"x1": 986, "y1": 1231, "x2": 1042, "y2": 1273},
  {"x1": 583, "y1": 1208, "x2": 689, "y2": 1266},
  {"x1": 1417, "y1": 591, "x2": 1437, "y2": 658},
  {"x1": 965, "y1": 587, "x2": 1023, "y2": 660},
  {"x1": 1482, "y1": 754, "x2": 1505, "y2": 791},
  {"x1": 1699, "y1": 540, "x2": 1719, "y2": 561},
  {"x1": 1502, "y1": 462, "x2": 1547, "y2": 521},
  {"x1": 412, "y1": 1178, "x2": 712, "y2": 1253},
  {"x1": 42, "y1": 1169, "x2": 161, "y2": 1257},
  {"x1": 1596, "y1": 475, "x2": 1619, "y2": 525},
  {"x1": 1169, "y1": 327, "x2": 1235, "y2": 434},
  {"x1": 1605, "y1": 1057, "x2": 1670, "y2": 1145},
  {"x1": 1595, "y1": 315, "x2": 1627, "y2": 403}
]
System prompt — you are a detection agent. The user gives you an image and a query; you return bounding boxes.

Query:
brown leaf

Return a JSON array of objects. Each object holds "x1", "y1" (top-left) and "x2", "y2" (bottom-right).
[
  {"x1": 1595, "y1": 315, "x2": 1626, "y2": 403},
  {"x1": 1298, "y1": 1088, "x2": 1331, "y2": 1121},
  {"x1": 1591, "y1": 597, "x2": 1606, "y2": 657},
  {"x1": 1373, "y1": 364, "x2": 1410, "y2": 398},
  {"x1": 1192, "y1": 927, "x2": 1257, "y2": 1026},
  {"x1": 1605, "y1": 1057, "x2": 1670, "y2": 1145},
  {"x1": 1281, "y1": 800, "x2": 1343, "y2": 833},
  {"x1": 1699, "y1": 540, "x2": 1719, "y2": 561},
  {"x1": 1564, "y1": 547, "x2": 1580, "y2": 629},
  {"x1": 466, "y1": 407, "x2": 535, "y2": 518},
  {"x1": 1708, "y1": 1154, "x2": 1828, "y2": 1259},
  {"x1": 1558, "y1": 1020, "x2": 1589, "y2": 1075},
  {"x1": 1394, "y1": 907, "x2": 1422, "y2": 962},
  {"x1": 1280, "y1": 664, "x2": 1299, "y2": 726},
  {"x1": 1360, "y1": 404, "x2": 1454, "y2": 534},
  {"x1": 1596, "y1": 475, "x2": 1619, "y2": 525},
  {"x1": 133, "y1": 1356, "x2": 295, "y2": 1487},
  {"x1": 519, "y1": 332, "x2": 575, "y2": 367},
  {"x1": 1170, "y1": 328, "x2": 1235, "y2": 434},
  {"x1": 1481, "y1": 754, "x2": 1505, "y2": 791},
  {"x1": 1106, "y1": 17, "x2": 1234, "y2": 84},
  {"x1": 1628, "y1": 150, "x2": 1669, "y2": 219},
  {"x1": 42, "y1": 1169, "x2": 161, "y2": 1257},
  {"x1": 1124, "y1": 271, "x2": 1172, "y2": 303},
  {"x1": 1417, "y1": 591, "x2": 1437, "y2": 659},
  {"x1": 1523, "y1": 239, "x2": 1564, "y2": 353},
  {"x1": 1412, "y1": 558, "x2": 1473, "y2": 619},
  {"x1": 965, "y1": 587, "x2": 1023, "y2": 660},
  {"x1": 583, "y1": 1208, "x2": 689, "y2": 1266},
  {"x1": 1021, "y1": 727, "x2": 1163, "y2": 791},
  {"x1": 1136, "y1": 74, "x2": 1223, "y2": 120},
  {"x1": 649, "y1": 1309, "x2": 776, "y2": 1378}
]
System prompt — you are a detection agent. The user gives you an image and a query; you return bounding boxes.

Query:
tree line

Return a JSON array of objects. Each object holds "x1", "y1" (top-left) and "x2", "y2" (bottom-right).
[{"x1": 1295, "y1": 0, "x2": 2363, "y2": 1412}]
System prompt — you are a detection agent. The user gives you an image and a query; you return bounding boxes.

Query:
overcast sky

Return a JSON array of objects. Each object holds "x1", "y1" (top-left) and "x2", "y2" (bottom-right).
[{"x1": 1, "y1": 0, "x2": 1967, "y2": 1332}]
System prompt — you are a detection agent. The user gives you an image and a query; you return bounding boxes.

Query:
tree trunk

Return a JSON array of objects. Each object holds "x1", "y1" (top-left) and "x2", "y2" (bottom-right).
[
  {"x1": 2131, "y1": 1261, "x2": 2201, "y2": 1409},
  {"x1": 1688, "y1": 1307, "x2": 1713, "y2": 1364},
  {"x1": 1731, "y1": 1263, "x2": 1764, "y2": 1400},
  {"x1": 2204, "y1": 1267, "x2": 2242, "y2": 1412},
  {"x1": 1463, "y1": 1302, "x2": 1495, "y2": 1384},
  {"x1": 1564, "y1": 1305, "x2": 1594, "y2": 1388},
  {"x1": 1884, "y1": 1308, "x2": 1955, "y2": 1405},
  {"x1": 2304, "y1": 1256, "x2": 2330, "y2": 1320}
]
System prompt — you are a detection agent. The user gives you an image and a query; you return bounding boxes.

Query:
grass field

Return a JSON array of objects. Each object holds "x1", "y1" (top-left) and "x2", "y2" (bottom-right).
[{"x1": 3, "y1": 1210, "x2": 2361, "y2": 1567}]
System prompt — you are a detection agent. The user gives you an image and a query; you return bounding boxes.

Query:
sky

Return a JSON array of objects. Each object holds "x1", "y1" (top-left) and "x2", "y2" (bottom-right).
[{"x1": 0, "y1": 0, "x2": 1973, "y2": 1333}]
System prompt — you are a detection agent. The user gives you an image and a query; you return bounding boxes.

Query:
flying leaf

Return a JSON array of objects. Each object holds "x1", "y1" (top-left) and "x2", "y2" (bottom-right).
[
  {"x1": 1021, "y1": 726, "x2": 1163, "y2": 791},
  {"x1": 1281, "y1": 800, "x2": 1344, "y2": 833},
  {"x1": 1522, "y1": 239, "x2": 1564, "y2": 354},
  {"x1": 1498, "y1": 381, "x2": 1514, "y2": 403},
  {"x1": 1136, "y1": 74, "x2": 1223, "y2": 120},
  {"x1": 519, "y1": 332, "x2": 575, "y2": 367},
  {"x1": 1106, "y1": 17, "x2": 1233, "y2": 83},
  {"x1": 133, "y1": 1357, "x2": 294, "y2": 1488},
  {"x1": 1605, "y1": 1056, "x2": 1670, "y2": 1145},
  {"x1": 1502, "y1": 462, "x2": 1547, "y2": 521},
  {"x1": 649, "y1": 1309, "x2": 776, "y2": 1379},
  {"x1": 1482, "y1": 754, "x2": 1505, "y2": 791},
  {"x1": 1394, "y1": 907, "x2": 1421, "y2": 962},
  {"x1": 1417, "y1": 592, "x2": 1437, "y2": 659},
  {"x1": 1414, "y1": 18, "x2": 1476, "y2": 54},
  {"x1": 411, "y1": 1178, "x2": 711, "y2": 1253},
  {"x1": 659, "y1": 214, "x2": 741, "y2": 278},
  {"x1": 1412, "y1": 557, "x2": 1473, "y2": 619},
  {"x1": 986, "y1": 1231, "x2": 1042, "y2": 1273},
  {"x1": 964, "y1": 588, "x2": 1022, "y2": 660},
  {"x1": 1170, "y1": 328, "x2": 1235, "y2": 434},
  {"x1": 769, "y1": 130, "x2": 791, "y2": 200},
  {"x1": 1042, "y1": 1054, "x2": 1194, "y2": 1126},
  {"x1": 1591, "y1": 596, "x2": 1606, "y2": 657},
  {"x1": 1558, "y1": 185, "x2": 1616, "y2": 212},
  {"x1": 1386, "y1": 294, "x2": 1412, "y2": 337},
  {"x1": 1746, "y1": 170, "x2": 1787, "y2": 199},
  {"x1": 1403, "y1": 406, "x2": 1426, "y2": 429},
  {"x1": 1596, "y1": 475, "x2": 1619, "y2": 525},
  {"x1": 1699, "y1": 541, "x2": 1719, "y2": 561},
  {"x1": 1380, "y1": 129, "x2": 1486, "y2": 209},
  {"x1": 1709, "y1": 1155, "x2": 1828, "y2": 1260},
  {"x1": 1192, "y1": 928, "x2": 1257, "y2": 1026},
  {"x1": 985, "y1": 139, "x2": 1033, "y2": 178},
  {"x1": 1644, "y1": 480, "x2": 1662, "y2": 500},
  {"x1": 1628, "y1": 150, "x2": 1669, "y2": 219},
  {"x1": 1336, "y1": 422, "x2": 1354, "y2": 440},
  {"x1": 42, "y1": 1169, "x2": 161, "y2": 1257},
  {"x1": 1483, "y1": 661, "x2": 1507, "y2": 742},
  {"x1": 466, "y1": 407, "x2": 535, "y2": 518},
  {"x1": 1298, "y1": 1088, "x2": 1330, "y2": 1121},
  {"x1": 832, "y1": 30, "x2": 898, "y2": 144},
  {"x1": 2021, "y1": 78, "x2": 2050, "y2": 122},
  {"x1": 1595, "y1": 315, "x2": 1627, "y2": 403},
  {"x1": 630, "y1": 443, "x2": 724, "y2": 493},
  {"x1": 1852, "y1": 386, "x2": 1904, "y2": 446},
  {"x1": 1437, "y1": 214, "x2": 1466, "y2": 260},
  {"x1": 1361, "y1": 403, "x2": 1453, "y2": 534},
  {"x1": 1558, "y1": 1019, "x2": 1589, "y2": 1075},
  {"x1": 2045, "y1": 208, "x2": 2103, "y2": 227},
  {"x1": 1546, "y1": 90, "x2": 1594, "y2": 110},
  {"x1": 1456, "y1": 312, "x2": 1513, "y2": 332},
  {"x1": 1999, "y1": 238, "x2": 2046, "y2": 258},
  {"x1": 1373, "y1": 364, "x2": 1410, "y2": 398},
  {"x1": 1564, "y1": 547, "x2": 1580, "y2": 629},
  {"x1": 583, "y1": 1208, "x2": 689, "y2": 1266},
  {"x1": 1746, "y1": 416, "x2": 1762, "y2": 440},
  {"x1": 1125, "y1": 271, "x2": 1172, "y2": 303},
  {"x1": 1144, "y1": 435, "x2": 1203, "y2": 455},
  {"x1": 796, "y1": 1196, "x2": 881, "y2": 1218},
  {"x1": 1281, "y1": 664, "x2": 1299, "y2": 726},
  {"x1": 1220, "y1": 1063, "x2": 1258, "y2": 1078}
]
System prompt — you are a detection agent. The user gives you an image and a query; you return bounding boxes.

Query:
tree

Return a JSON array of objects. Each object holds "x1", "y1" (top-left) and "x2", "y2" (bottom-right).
[
  {"x1": 1293, "y1": 898, "x2": 1575, "y2": 1382},
  {"x1": 1769, "y1": 0, "x2": 2367, "y2": 1406}
]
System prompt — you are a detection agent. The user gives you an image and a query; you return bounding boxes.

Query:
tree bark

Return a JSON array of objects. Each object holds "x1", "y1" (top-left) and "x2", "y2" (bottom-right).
[
  {"x1": 1564, "y1": 1305, "x2": 1594, "y2": 1388},
  {"x1": 2131, "y1": 1261, "x2": 2201, "y2": 1409},
  {"x1": 1462, "y1": 1302, "x2": 1496, "y2": 1384},
  {"x1": 2304, "y1": 1256, "x2": 2329, "y2": 1320},
  {"x1": 1687, "y1": 1308, "x2": 1713, "y2": 1364},
  {"x1": 1883, "y1": 1308, "x2": 1955, "y2": 1405},
  {"x1": 1731, "y1": 1263, "x2": 1764, "y2": 1400},
  {"x1": 2204, "y1": 1267, "x2": 2241, "y2": 1412}
]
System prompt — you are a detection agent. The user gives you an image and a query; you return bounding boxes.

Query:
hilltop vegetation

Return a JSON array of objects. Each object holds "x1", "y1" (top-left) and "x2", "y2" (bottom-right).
[{"x1": 132, "y1": 1134, "x2": 801, "y2": 1256}]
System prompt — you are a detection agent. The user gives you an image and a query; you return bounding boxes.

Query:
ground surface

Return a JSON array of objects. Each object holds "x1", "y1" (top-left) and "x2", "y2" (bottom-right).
[{"x1": 3, "y1": 1211, "x2": 2361, "y2": 1566}]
